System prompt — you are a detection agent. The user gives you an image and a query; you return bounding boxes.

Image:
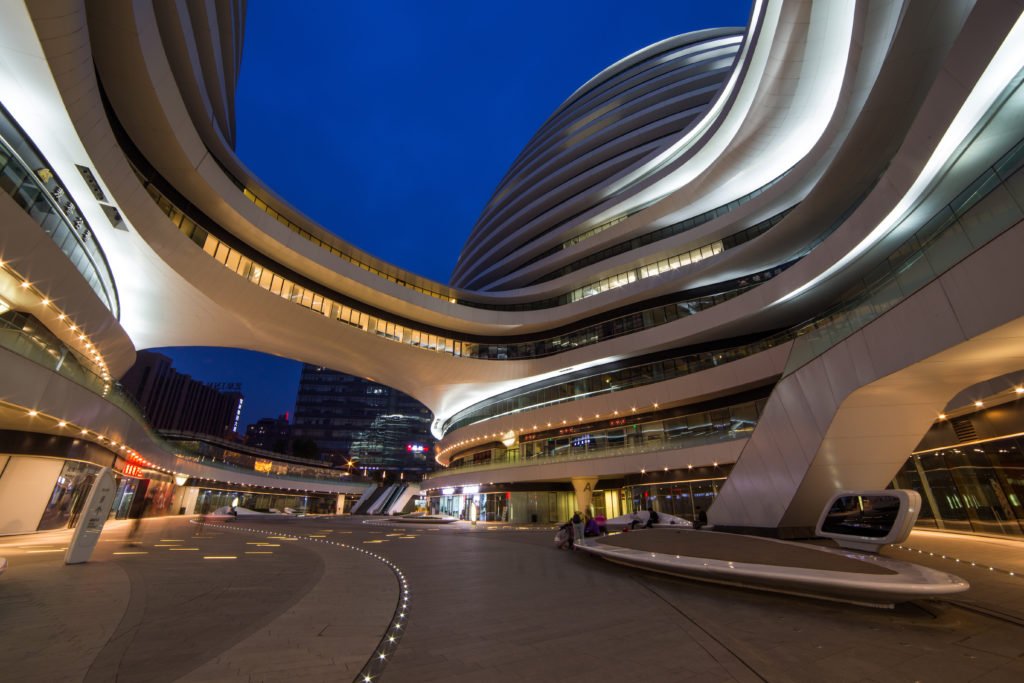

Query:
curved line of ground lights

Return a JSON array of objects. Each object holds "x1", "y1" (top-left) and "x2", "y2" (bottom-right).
[
  {"x1": 361, "y1": 518, "x2": 558, "y2": 532},
  {"x1": 197, "y1": 521, "x2": 410, "y2": 682},
  {"x1": 891, "y1": 544, "x2": 1022, "y2": 580}
]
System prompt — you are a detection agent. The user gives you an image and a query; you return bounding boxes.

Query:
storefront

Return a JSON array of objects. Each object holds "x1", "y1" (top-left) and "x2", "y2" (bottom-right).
[
  {"x1": 185, "y1": 486, "x2": 340, "y2": 515},
  {"x1": 622, "y1": 476, "x2": 727, "y2": 522},
  {"x1": 430, "y1": 485, "x2": 577, "y2": 523},
  {"x1": 893, "y1": 436, "x2": 1024, "y2": 537}
]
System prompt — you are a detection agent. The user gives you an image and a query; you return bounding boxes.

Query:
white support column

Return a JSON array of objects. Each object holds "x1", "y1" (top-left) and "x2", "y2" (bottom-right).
[{"x1": 571, "y1": 477, "x2": 599, "y2": 516}]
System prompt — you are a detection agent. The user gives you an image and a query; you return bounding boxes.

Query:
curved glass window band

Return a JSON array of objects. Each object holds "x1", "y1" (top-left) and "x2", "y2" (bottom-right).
[{"x1": 0, "y1": 105, "x2": 119, "y2": 316}]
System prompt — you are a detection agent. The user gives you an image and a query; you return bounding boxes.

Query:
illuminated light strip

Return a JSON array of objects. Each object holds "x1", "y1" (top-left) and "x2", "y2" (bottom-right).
[
  {"x1": 0, "y1": 261, "x2": 110, "y2": 379},
  {"x1": 198, "y1": 521, "x2": 411, "y2": 682},
  {"x1": 913, "y1": 429, "x2": 1024, "y2": 456},
  {"x1": 0, "y1": 398, "x2": 352, "y2": 490},
  {"x1": 892, "y1": 545, "x2": 1020, "y2": 579},
  {"x1": 203, "y1": 556, "x2": 237, "y2": 560},
  {"x1": 112, "y1": 551, "x2": 149, "y2": 555},
  {"x1": 591, "y1": 0, "x2": 852, "y2": 217},
  {"x1": 776, "y1": 10, "x2": 1024, "y2": 306},
  {"x1": 0, "y1": 401, "x2": 152, "y2": 473}
]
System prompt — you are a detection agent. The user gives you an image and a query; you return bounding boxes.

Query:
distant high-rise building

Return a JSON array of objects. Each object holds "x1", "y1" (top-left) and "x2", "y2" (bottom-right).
[
  {"x1": 120, "y1": 351, "x2": 243, "y2": 437},
  {"x1": 351, "y1": 413, "x2": 434, "y2": 471},
  {"x1": 292, "y1": 365, "x2": 435, "y2": 469},
  {"x1": 244, "y1": 414, "x2": 292, "y2": 453}
]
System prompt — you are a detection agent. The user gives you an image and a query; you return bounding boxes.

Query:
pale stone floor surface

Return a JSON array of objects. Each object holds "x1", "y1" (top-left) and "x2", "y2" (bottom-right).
[{"x1": 1, "y1": 517, "x2": 1023, "y2": 682}]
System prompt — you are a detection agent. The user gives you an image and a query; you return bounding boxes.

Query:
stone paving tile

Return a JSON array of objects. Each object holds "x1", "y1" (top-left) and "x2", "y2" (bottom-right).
[
  {"x1": 179, "y1": 520, "x2": 395, "y2": 683},
  {"x1": 3, "y1": 518, "x2": 1024, "y2": 681},
  {"x1": 0, "y1": 549, "x2": 129, "y2": 681}
]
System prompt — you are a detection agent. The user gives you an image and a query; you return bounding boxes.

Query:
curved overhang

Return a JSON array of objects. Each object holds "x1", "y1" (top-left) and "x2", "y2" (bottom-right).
[{"x1": 5, "y1": 0, "x2": 1021, "y2": 457}]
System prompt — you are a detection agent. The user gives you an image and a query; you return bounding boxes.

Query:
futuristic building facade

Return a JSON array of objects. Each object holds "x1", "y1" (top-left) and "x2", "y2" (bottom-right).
[{"x1": 1, "y1": 0, "x2": 1024, "y2": 536}]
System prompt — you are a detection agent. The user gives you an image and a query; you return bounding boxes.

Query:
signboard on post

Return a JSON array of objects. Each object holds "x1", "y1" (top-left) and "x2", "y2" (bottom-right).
[{"x1": 65, "y1": 467, "x2": 117, "y2": 565}]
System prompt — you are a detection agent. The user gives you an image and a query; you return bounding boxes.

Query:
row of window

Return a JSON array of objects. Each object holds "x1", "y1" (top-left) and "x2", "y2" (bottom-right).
[
  {"x1": 0, "y1": 106, "x2": 118, "y2": 316},
  {"x1": 447, "y1": 399, "x2": 765, "y2": 470},
  {"x1": 526, "y1": 169, "x2": 791, "y2": 280},
  {"x1": 146, "y1": 175, "x2": 786, "y2": 362},
  {"x1": 785, "y1": 135, "x2": 1024, "y2": 376},
  {"x1": 478, "y1": 64, "x2": 730, "y2": 240},
  {"x1": 442, "y1": 327, "x2": 792, "y2": 435},
  {"x1": 246, "y1": 179, "x2": 739, "y2": 312},
  {"x1": 507, "y1": 36, "x2": 742, "y2": 196},
  {"x1": 242, "y1": 188, "x2": 457, "y2": 304},
  {"x1": 557, "y1": 204, "x2": 787, "y2": 296},
  {"x1": 448, "y1": 148, "x2": 1020, "y2": 433},
  {"x1": 463, "y1": 38, "x2": 744, "y2": 277}
]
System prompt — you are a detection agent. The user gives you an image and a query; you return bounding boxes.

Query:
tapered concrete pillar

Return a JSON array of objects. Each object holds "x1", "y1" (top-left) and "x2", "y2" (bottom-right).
[{"x1": 571, "y1": 477, "x2": 599, "y2": 515}]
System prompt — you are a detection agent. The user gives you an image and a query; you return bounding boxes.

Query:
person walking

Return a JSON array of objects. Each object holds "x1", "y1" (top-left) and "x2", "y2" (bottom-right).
[{"x1": 126, "y1": 498, "x2": 149, "y2": 545}]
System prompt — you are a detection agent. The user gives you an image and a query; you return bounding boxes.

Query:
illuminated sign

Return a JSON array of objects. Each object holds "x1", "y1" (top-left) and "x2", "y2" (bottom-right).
[
  {"x1": 406, "y1": 444, "x2": 427, "y2": 453},
  {"x1": 122, "y1": 463, "x2": 143, "y2": 478},
  {"x1": 462, "y1": 485, "x2": 480, "y2": 495},
  {"x1": 254, "y1": 459, "x2": 273, "y2": 473},
  {"x1": 232, "y1": 398, "x2": 244, "y2": 433},
  {"x1": 441, "y1": 487, "x2": 455, "y2": 495}
]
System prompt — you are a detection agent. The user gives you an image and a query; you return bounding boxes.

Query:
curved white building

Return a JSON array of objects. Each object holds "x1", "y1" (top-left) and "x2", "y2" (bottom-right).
[{"x1": 1, "y1": 0, "x2": 1023, "y2": 536}]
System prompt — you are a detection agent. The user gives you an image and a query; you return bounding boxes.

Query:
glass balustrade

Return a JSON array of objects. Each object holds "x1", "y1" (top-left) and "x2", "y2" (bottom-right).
[
  {"x1": 434, "y1": 397, "x2": 765, "y2": 476},
  {"x1": 0, "y1": 311, "x2": 353, "y2": 486},
  {"x1": 0, "y1": 105, "x2": 119, "y2": 316},
  {"x1": 784, "y1": 136, "x2": 1024, "y2": 375}
]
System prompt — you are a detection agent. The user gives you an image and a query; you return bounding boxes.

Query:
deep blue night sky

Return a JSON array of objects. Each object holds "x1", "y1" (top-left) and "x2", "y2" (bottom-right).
[{"x1": 160, "y1": 0, "x2": 752, "y2": 430}]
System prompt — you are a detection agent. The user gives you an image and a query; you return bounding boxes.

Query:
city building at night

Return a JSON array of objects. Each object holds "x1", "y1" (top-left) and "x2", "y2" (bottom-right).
[
  {"x1": 0, "y1": 0, "x2": 1022, "y2": 542},
  {"x1": 120, "y1": 350, "x2": 243, "y2": 437},
  {"x1": 4, "y1": 1, "x2": 1024, "y2": 679},
  {"x1": 243, "y1": 414, "x2": 291, "y2": 453},
  {"x1": 292, "y1": 365, "x2": 435, "y2": 471}
]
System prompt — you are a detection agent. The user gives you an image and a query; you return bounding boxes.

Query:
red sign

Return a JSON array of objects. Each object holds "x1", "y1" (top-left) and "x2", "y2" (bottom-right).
[{"x1": 122, "y1": 463, "x2": 143, "y2": 478}]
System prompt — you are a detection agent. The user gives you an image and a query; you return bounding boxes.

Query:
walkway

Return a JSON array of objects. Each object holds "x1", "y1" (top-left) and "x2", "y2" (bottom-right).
[{"x1": 1, "y1": 518, "x2": 1023, "y2": 681}]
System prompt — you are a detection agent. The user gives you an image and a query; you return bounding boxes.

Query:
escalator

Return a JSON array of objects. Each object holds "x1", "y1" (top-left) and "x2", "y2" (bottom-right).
[{"x1": 352, "y1": 483, "x2": 389, "y2": 515}]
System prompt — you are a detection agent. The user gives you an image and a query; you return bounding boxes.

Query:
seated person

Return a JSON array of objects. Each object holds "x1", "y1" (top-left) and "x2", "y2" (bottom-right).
[
  {"x1": 693, "y1": 507, "x2": 708, "y2": 530},
  {"x1": 584, "y1": 514, "x2": 600, "y2": 537},
  {"x1": 643, "y1": 508, "x2": 659, "y2": 528},
  {"x1": 556, "y1": 523, "x2": 573, "y2": 550}
]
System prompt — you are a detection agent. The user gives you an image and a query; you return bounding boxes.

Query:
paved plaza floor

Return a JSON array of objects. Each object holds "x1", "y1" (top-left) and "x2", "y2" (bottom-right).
[{"x1": 1, "y1": 516, "x2": 1023, "y2": 682}]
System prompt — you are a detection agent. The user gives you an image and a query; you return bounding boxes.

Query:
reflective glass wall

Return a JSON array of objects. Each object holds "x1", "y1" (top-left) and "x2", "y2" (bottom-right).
[{"x1": 893, "y1": 436, "x2": 1024, "y2": 537}]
